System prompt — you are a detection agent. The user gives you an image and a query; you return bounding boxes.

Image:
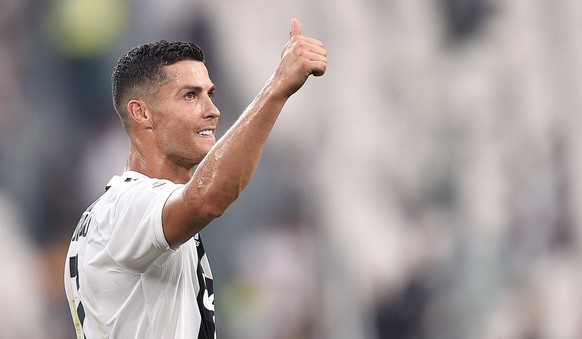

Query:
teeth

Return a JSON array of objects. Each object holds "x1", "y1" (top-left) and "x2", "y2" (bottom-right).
[{"x1": 198, "y1": 130, "x2": 213, "y2": 136}]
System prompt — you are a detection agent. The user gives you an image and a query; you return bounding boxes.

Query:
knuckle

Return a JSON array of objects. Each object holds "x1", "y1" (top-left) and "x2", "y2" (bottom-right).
[{"x1": 295, "y1": 48, "x2": 306, "y2": 57}]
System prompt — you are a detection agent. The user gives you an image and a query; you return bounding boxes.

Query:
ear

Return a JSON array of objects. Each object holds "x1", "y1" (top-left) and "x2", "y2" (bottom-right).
[{"x1": 127, "y1": 99, "x2": 153, "y2": 129}]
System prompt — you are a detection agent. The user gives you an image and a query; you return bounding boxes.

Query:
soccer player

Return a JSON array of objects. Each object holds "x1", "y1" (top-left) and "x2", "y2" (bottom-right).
[{"x1": 64, "y1": 18, "x2": 326, "y2": 338}]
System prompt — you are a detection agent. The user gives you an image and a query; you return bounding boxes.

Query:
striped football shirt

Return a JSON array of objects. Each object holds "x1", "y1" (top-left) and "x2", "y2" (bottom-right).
[{"x1": 64, "y1": 171, "x2": 216, "y2": 338}]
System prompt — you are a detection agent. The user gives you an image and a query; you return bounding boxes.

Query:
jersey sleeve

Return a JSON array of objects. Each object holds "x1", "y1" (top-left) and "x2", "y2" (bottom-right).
[{"x1": 106, "y1": 179, "x2": 182, "y2": 272}]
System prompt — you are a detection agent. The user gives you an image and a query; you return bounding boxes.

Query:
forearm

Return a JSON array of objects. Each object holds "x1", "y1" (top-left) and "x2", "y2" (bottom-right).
[
  {"x1": 187, "y1": 75, "x2": 288, "y2": 214},
  {"x1": 163, "y1": 77, "x2": 288, "y2": 247},
  {"x1": 162, "y1": 18, "x2": 326, "y2": 247}
]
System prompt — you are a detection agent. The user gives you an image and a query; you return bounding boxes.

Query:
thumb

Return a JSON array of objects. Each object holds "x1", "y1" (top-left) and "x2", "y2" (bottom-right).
[{"x1": 289, "y1": 18, "x2": 301, "y2": 39}]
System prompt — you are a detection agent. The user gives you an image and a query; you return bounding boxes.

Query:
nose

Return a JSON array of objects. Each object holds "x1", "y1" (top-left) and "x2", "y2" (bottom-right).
[{"x1": 204, "y1": 97, "x2": 220, "y2": 119}]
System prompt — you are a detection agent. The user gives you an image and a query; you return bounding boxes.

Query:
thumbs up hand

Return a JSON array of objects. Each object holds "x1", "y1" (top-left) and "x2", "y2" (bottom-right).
[{"x1": 273, "y1": 18, "x2": 327, "y2": 98}]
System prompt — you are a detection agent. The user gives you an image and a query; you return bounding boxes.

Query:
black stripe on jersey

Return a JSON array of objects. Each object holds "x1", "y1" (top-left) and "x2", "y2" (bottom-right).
[
  {"x1": 69, "y1": 255, "x2": 79, "y2": 290},
  {"x1": 77, "y1": 301, "x2": 85, "y2": 330},
  {"x1": 196, "y1": 267, "x2": 215, "y2": 339},
  {"x1": 195, "y1": 237, "x2": 215, "y2": 339}
]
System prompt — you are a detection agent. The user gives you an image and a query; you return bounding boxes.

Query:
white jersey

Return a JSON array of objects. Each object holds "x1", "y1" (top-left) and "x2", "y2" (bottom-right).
[{"x1": 64, "y1": 171, "x2": 216, "y2": 339}]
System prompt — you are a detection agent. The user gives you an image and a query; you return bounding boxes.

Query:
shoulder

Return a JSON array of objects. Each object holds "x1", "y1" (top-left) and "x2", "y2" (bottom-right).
[{"x1": 85, "y1": 172, "x2": 180, "y2": 230}]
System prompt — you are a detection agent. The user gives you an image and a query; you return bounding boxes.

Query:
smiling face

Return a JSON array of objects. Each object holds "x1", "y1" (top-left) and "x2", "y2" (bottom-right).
[{"x1": 146, "y1": 60, "x2": 220, "y2": 170}]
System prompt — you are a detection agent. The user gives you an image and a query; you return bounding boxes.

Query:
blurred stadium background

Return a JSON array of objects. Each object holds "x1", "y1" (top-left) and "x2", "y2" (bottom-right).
[{"x1": 1, "y1": 0, "x2": 582, "y2": 338}]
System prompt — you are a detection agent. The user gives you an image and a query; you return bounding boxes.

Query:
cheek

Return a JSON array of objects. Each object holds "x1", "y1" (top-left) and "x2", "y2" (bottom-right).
[{"x1": 156, "y1": 119, "x2": 186, "y2": 148}]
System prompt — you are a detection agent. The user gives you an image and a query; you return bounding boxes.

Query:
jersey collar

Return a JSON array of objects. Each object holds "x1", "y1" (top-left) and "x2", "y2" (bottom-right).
[{"x1": 105, "y1": 171, "x2": 149, "y2": 191}]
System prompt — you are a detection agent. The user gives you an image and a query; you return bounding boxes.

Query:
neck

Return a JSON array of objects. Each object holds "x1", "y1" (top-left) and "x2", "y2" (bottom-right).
[{"x1": 125, "y1": 143, "x2": 194, "y2": 184}]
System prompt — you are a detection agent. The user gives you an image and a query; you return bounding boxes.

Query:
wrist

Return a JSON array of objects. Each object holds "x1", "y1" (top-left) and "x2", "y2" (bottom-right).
[{"x1": 264, "y1": 72, "x2": 297, "y2": 102}]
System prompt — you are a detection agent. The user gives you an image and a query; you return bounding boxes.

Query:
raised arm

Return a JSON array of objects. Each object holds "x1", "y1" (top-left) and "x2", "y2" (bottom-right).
[{"x1": 162, "y1": 18, "x2": 327, "y2": 247}]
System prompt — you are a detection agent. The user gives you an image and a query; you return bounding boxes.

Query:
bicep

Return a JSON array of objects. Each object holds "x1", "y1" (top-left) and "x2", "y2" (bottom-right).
[{"x1": 162, "y1": 186, "x2": 219, "y2": 248}]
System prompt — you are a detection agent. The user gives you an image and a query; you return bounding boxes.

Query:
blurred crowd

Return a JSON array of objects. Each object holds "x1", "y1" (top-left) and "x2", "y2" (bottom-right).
[{"x1": 1, "y1": 0, "x2": 582, "y2": 338}]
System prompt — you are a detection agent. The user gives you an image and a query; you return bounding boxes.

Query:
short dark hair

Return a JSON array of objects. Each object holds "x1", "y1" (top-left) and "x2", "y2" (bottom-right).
[{"x1": 111, "y1": 40, "x2": 205, "y2": 122}]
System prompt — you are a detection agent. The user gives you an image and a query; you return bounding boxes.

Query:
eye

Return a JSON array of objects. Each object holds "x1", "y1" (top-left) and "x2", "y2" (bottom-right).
[
  {"x1": 208, "y1": 91, "x2": 216, "y2": 100},
  {"x1": 185, "y1": 91, "x2": 196, "y2": 100}
]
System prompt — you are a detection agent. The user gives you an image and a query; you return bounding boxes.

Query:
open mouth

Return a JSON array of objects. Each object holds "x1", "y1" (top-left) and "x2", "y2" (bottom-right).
[{"x1": 197, "y1": 129, "x2": 214, "y2": 136}]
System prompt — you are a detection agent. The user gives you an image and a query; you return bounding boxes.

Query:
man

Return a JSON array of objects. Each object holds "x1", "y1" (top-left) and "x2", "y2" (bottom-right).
[{"x1": 64, "y1": 18, "x2": 326, "y2": 338}]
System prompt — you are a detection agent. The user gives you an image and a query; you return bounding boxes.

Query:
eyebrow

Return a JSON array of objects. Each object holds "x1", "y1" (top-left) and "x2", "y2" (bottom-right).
[{"x1": 177, "y1": 84, "x2": 216, "y2": 95}]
